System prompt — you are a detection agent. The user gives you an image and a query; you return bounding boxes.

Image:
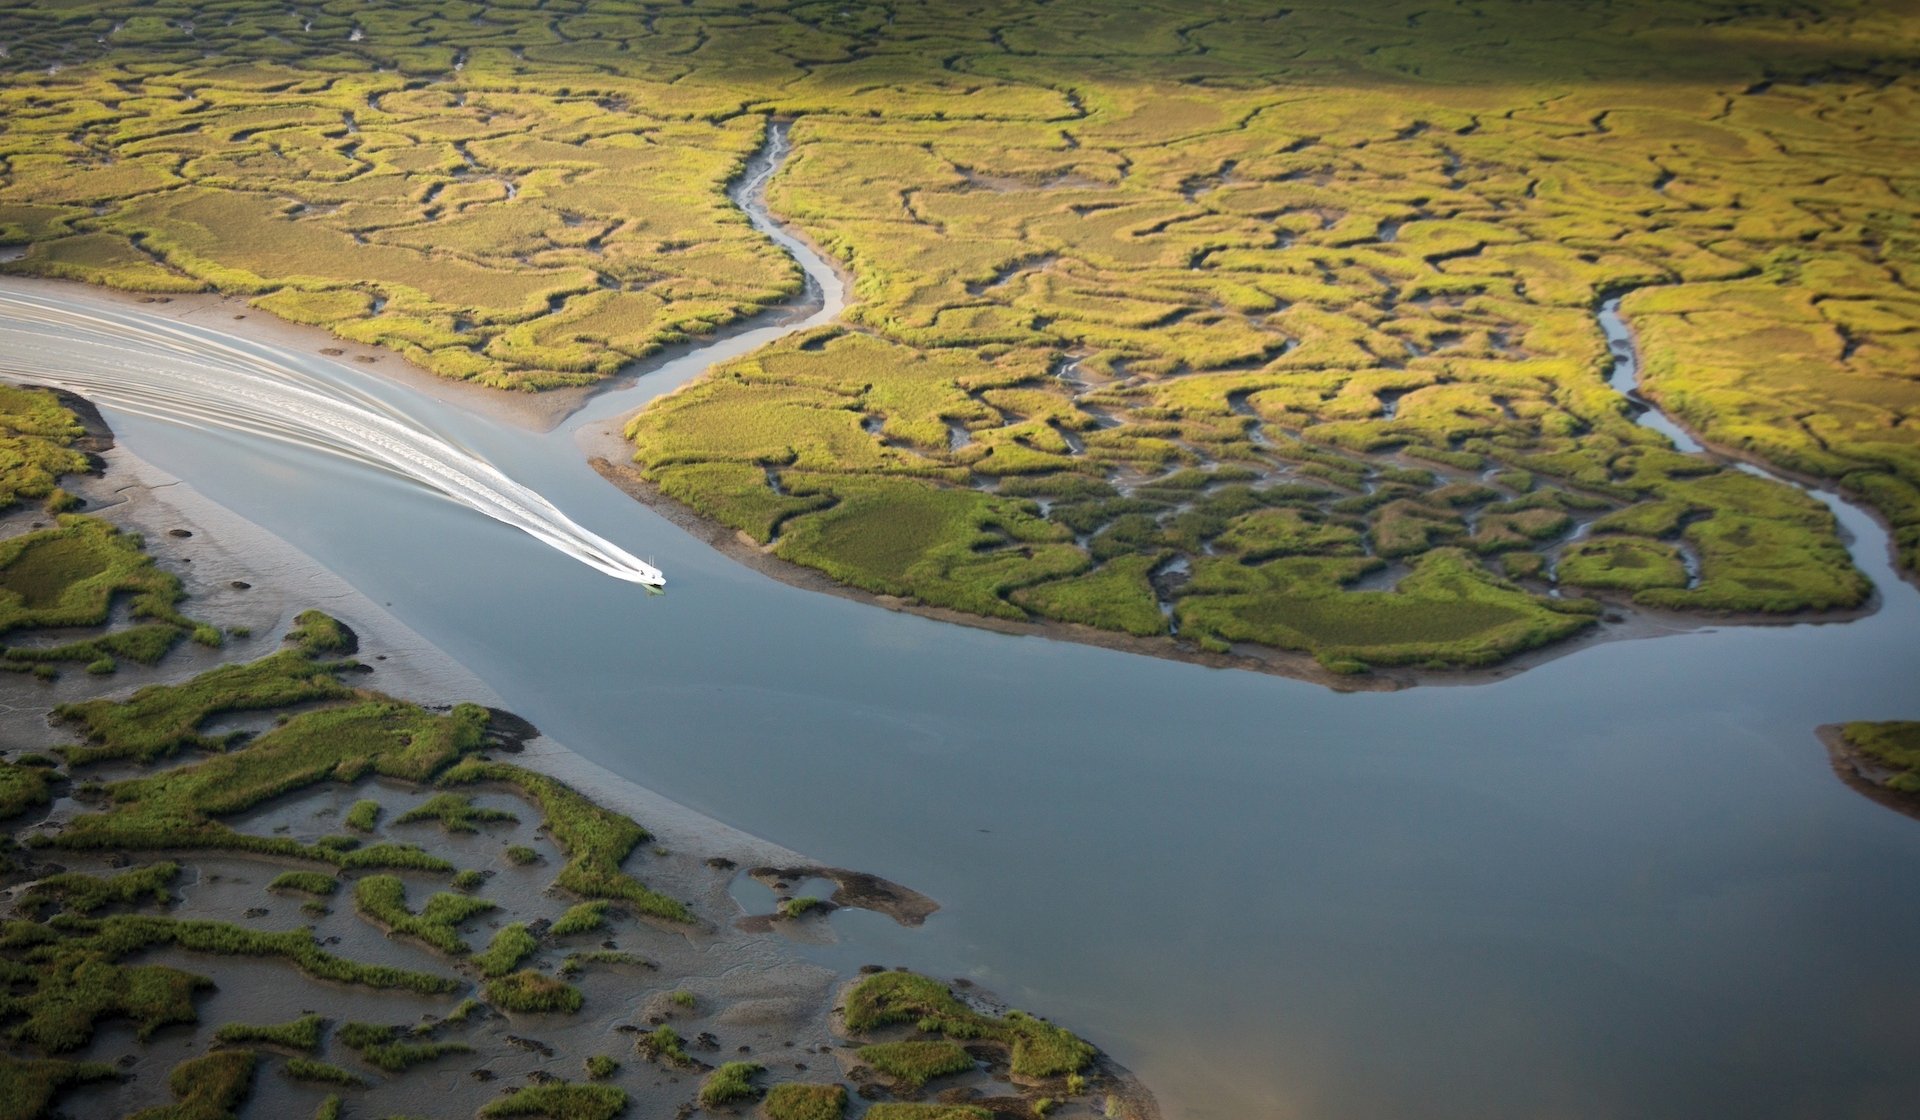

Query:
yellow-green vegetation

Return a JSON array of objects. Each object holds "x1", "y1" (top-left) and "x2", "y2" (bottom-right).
[
  {"x1": 0, "y1": 18, "x2": 802, "y2": 390},
  {"x1": 0, "y1": 758, "x2": 57, "y2": 821},
  {"x1": 1834, "y1": 722, "x2": 1920, "y2": 796},
  {"x1": 861, "y1": 1106, "x2": 991, "y2": 1120},
  {"x1": 776, "y1": 897, "x2": 822, "y2": 920},
  {"x1": 483, "y1": 969, "x2": 583, "y2": 1015},
  {"x1": 604, "y1": 0, "x2": 1917, "y2": 669},
  {"x1": 699, "y1": 1061, "x2": 763, "y2": 1108},
  {"x1": 0, "y1": 386, "x2": 92, "y2": 514},
  {"x1": 474, "y1": 923, "x2": 539, "y2": 978},
  {"x1": 211, "y1": 1014, "x2": 323, "y2": 1052},
  {"x1": 440, "y1": 759, "x2": 692, "y2": 922},
  {"x1": 584, "y1": 1054, "x2": 618, "y2": 1081},
  {"x1": 479, "y1": 1082, "x2": 628, "y2": 1120},
  {"x1": 127, "y1": 1049, "x2": 254, "y2": 1120},
  {"x1": 844, "y1": 972, "x2": 1094, "y2": 1080},
  {"x1": 5, "y1": 4, "x2": 1910, "y2": 671},
  {"x1": 336, "y1": 1021, "x2": 471, "y2": 1073},
  {"x1": 267, "y1": 871, "x2": 338, "y2": 897},
  {"x1": 394, "y1": 792, "x2": 518, "y2": 833},
  {"x1": 282, "y1": 1059, "x2": 364, "y2": 1088},
  {"x1": 47, "y1": 693, "x2": 472, "y2": 871},
  {"x1": 351, "y1": 875, "x2": 495, "y2": 956},
  {"x1": 857, "y1": 1041, "x2": 974, "y2": 1091},
  {"x1": 636, "y1": 1024, "x2": 691, "y2": 1067},
  {"x1": 1180, "y1": 549, "x2": 1600, "y2": 670},
  {"x1": 0, "y1": 912, "x2": 455, "y2": 1051},
  {"x1": 0, "y1": 516, "x2": 208, "y2": 675},
  {"x1": 19, "y1": 861, "x2": 177, "y2": 916},
  {"x1": 0, "y1": 1055, "x2": 117, "y2": 1120},
  {"x1": 550, "y1": 901, "x2": 609, "y2": 936},
  {"x1": 762, "y1": 1083, "x2": 847, "y2": 1120},
  {"x1": 342, "y1": 799, "x2": 381, "y2": 832},
  {"x1": 52, "y1": 621, "x2": 356, "y2": 765}
]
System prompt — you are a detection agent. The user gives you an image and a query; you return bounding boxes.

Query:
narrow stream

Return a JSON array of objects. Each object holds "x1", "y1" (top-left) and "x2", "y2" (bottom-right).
[
  {"x1": 1598, "y1": 292, "x2": 1873, "y2": 583},
  {"x1": 1, "y1": 140, "x2": 1918, "y2": 1120}
]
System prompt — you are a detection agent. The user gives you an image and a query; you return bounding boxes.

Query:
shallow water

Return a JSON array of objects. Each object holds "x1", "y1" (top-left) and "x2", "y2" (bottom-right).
[{"x1": 5, "y1": 199, "x2": 1920, "y2": 1120}]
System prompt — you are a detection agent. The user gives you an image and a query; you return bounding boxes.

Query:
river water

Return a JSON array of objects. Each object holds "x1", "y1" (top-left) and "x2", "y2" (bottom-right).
[{"x1": 3, "y1": 163, "x2": 1920, "y2": 1118}]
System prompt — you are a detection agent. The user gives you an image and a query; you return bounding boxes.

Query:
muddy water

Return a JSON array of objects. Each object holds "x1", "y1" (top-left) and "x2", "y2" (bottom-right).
[{"x1": 4, "y1": 162, "x2": 1920, "y2": 1118}]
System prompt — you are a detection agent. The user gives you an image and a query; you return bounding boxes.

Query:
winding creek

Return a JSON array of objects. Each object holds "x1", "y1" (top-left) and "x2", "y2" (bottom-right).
[{"x1": 3, "y1": 135, "x2": 1920, "y2": 1118}]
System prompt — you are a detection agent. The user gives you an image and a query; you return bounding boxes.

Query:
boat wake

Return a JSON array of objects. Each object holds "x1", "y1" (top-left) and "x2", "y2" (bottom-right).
[{"x1": 0, "y1": 287, "x2": 665, "y2": 588}]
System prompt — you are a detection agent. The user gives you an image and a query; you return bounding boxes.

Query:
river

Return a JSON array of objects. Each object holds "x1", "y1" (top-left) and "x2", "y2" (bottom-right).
[{"x1": 3, "y1": 136, "x2": 1920, "y2": 1118}]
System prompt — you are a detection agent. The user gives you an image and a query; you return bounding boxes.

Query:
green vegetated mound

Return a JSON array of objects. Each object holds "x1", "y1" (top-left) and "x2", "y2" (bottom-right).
[
  {"x1": 0, "y1": 385, "x2": 219, "y2": 684},
  {"x1": 843, "y1": 971, "x2": 1095, "y2": 1081},
  {"x1": 0, "y1": 384, "x2": 94, "y2": 513},
  {"x1": 3, "y1": 3, "x2": 1911, "y2": 673},
  {"x1": 1823, "y1": 721, "x2": 1920, "y2": 820}
]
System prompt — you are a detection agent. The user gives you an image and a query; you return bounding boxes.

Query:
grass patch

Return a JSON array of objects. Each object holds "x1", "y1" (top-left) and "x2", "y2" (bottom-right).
[
  {"x1": 0, "y1": 912, "x2": 458, "y2": 1050},
  {"x1": 127, "y1": 1049, "x2": 255, "y2": 1120},
  {"x1": 0, "y1": 759, "x2": 57, "y2": 821},
  {"x1": 1838, "y1": 722, "x2": 1920, "y2": 795},
  {"x1": 861, "y1": 1106, "x2": 991, "y2": 1120},
  {"x1": 0, "y1": 1055, "x2": 119, "y2": 1120},
  {"x1": 762, "y1": 1083, "x2": 847, "y2": 1120},
  {"x1": 268, "y1": 871, "x2": 338, "y2": 897},
  {"x1": 282, "y1": 1058, "x2": 364, "y2": 1087},
  {"x1": 699, "y1": 1061, "x2": 763, "y2": 1107},
  {"x1": 858, "y1": 1041, "x2": 974, "y2": 1090},
  {"x1": 474, "y1": 923, "x2": 539, "y2": 978},
  {"x1": 28, "y1": 614, "x2": 499, "y2": 874},
  {"x1": 550, "y1": 901, "x2": 610, "y2": 936},
  {"x1": 0, "y1": 517, "x2": 195, "y2": 642},
  {"x1": 342, "y1": 799, "x2": 381, "y2": 832},
  {"x1": 484, "y1": 969, "x2": 583, "y2": 1014},
  {"x1": 1178, "y1": 550, "x2": 1597, "y2": 670},
  {"x1": 336, "y1": 1022, "x2": 472, "y2": 1073},
  {"x1": 18, "y1": 861, "x2": 177, "y2": 917},
  {"x1": 54, "y1": 644, "x2": 354, "y2": 765},
  {"x1": 212, "y1": 1014, "x2": 323, "y2": 1051},
  {"x1": 636, "y1": 1025, "x2": 691, "y2": 1067},
  {"x1": 844, "y1": 972, "x2": 1094, "y2": 1079},
  {"x1": 394, "y1": 792, "x2": 518, "y2": 833},
  {"x1": 440, "y1": 759, "x2": 691, "y2": 922},
  {"x1": 351, "y1": 875, "x2": 495, "y2": 956},
  {"x1": 479, "y1": 1082, "x2": 628, "y2": 1120}
]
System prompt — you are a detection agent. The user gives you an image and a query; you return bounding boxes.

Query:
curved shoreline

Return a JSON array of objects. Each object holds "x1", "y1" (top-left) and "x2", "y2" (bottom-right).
[
  {"x1": 579, "y1": 200, "x2": 1901, "y2": 691},
  {"x1": 1816, "y1": 724, "x2": 1920, "y2": 824}
]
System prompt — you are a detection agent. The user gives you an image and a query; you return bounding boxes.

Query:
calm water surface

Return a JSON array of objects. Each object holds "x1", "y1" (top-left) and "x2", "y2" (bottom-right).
[{"x1": 3, "y1": 273, "x2": 1918, "y2": 1119}]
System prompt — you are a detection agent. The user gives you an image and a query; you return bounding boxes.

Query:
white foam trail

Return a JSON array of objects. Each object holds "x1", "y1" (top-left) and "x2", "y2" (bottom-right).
[{"x1": 0, "y1": 288, "x2": 664, "y2": 588}]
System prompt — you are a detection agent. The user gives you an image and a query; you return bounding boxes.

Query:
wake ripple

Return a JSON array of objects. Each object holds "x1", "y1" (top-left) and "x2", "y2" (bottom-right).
[{"x1": 0, "y1": 288, "x2": 664, "y2": 588}]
